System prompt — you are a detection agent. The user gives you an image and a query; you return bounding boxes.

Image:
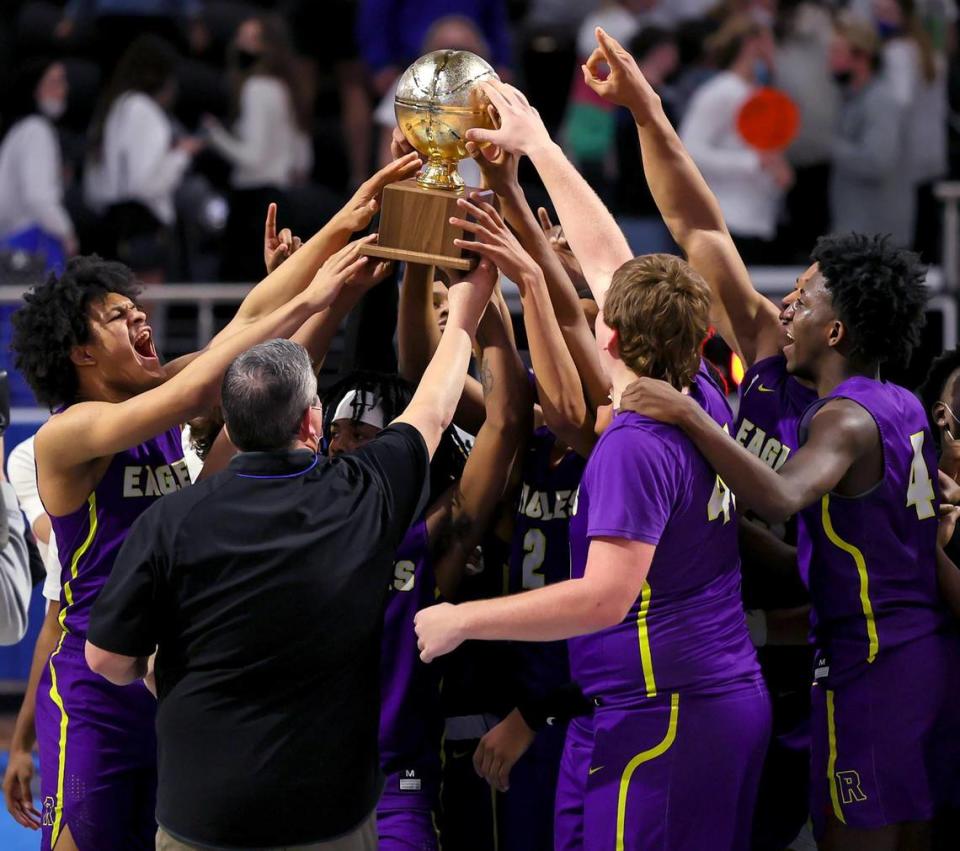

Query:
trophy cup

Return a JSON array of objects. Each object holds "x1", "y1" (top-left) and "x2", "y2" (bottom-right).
[{"x1": 360, "y1": 50, "x2": 499, "y2": 271}]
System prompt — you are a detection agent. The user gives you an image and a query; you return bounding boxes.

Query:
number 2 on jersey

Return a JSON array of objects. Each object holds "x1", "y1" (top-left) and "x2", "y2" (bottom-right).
[
  {"x1": 522, "y1": 528, "x2": 547, "y2": 589},
  {"x1": 906, "y1": 431, "x2": 935, "y2": 520}
]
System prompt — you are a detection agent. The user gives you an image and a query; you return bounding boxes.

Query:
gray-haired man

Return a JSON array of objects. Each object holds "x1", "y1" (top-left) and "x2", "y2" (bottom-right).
[{"x1": 84, "y1": 260, "x2": 499, "y2": 851}]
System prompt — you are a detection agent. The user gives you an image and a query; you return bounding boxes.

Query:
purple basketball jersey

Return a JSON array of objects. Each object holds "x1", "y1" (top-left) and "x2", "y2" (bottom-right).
[
  {"x1": 736, "y1": 355, "x2": 817, "y2": 469},
  {"x1": 797, "y1": 377, "x2": 948, "y2": 686},
  {"x1": 50, "y1": 426, "x2": 189, "y2": 637},
  {"x1": 379, "y1": 519, "x2": 443, "y2": 786},
  {"x1": 508, "y1": 427, "x2": 586, "y2": 698},
  {"x1": 568, "y1": 403, "x2": 760, "y2": 700}
]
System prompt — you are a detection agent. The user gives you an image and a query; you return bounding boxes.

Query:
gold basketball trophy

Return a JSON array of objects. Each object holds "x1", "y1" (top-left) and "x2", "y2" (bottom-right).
[{"x1": 360, "y1": 50, "x2": 499, "y2": 271}]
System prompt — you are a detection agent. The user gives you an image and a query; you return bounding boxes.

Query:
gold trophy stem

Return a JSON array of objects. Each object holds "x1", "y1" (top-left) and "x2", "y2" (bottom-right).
[{"x1": 417, "y1": 156, "x2": 465, "y2": 191}]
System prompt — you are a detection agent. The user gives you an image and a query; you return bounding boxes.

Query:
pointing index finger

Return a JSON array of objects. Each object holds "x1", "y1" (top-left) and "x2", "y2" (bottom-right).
[{"x1": 264, "y1": 202, "x2": 277, "y2": 243}]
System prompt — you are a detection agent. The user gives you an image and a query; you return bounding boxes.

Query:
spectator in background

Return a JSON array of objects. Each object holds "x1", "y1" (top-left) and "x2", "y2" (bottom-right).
[
  {"x1": 565, "y1": 1, "x2": 673, "y2": 196},
  {"x1": 357, "y1": 0, "x2": 513, "y2": 97},
  {"x1": 0, "y1": 59, "x2": 77, "y2": 266},
  {"x1": 205, "y1": 14, "x2": 313, "y2": 283},
  {"x1": 876, "y1": 0, "x2": 949, "y2": 258},
  {"x1": 828, "y1": 14, "x2": 910, "y2": 244},
  {"x1": 84, "y1": 35, "x2": 202, "y2": 282},
  {"x1": 680, "y1": 14, "x2": 793, "y2": 264},
  {"x1": 776, "y1": 0, "x2": 840, "y2": 261},
  {"x1": 288, "y1": 0, "x2": 372, "y2": 192},
  {"x1": 0, "y1": 433, "x2": 32, "y2": 646}
]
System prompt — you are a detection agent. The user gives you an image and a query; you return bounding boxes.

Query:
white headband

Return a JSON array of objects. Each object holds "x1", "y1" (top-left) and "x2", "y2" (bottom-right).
[{"x1": 332, "y1": 389, "x2": 386, "y2": 430}]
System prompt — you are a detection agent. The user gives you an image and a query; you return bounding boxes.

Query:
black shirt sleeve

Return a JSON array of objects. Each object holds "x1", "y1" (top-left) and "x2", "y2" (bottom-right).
[
  {"x1": 87, "y1": 503, "x2": 166, "y2": 657},
  {"x1": 351, "y1": 423, "x2": 430, "y2": 545}
]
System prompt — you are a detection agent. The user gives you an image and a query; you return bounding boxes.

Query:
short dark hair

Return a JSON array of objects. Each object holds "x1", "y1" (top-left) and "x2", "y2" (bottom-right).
[
  {"x1": 11, "y1": 255, "x2": 141, "y2": 409},
  {"x1": 811, "y1": 233, "x2": 928, "y2": 367},
  {"x1": 221, "y1": 339, "x2": 317, "y2": 452},
  {"x1": 917, "y1": 346, "x2": 960, "y2": 439}
]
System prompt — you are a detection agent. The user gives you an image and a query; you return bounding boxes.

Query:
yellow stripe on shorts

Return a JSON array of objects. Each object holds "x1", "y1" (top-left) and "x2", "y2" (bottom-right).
[
  {"x1": 47, "y1": 631, "x2": 69, "y2": 847},
  {"x1": 615, "y1": 693, "x2": 680, "y2": 850},
  {"x1": 826, "y1": 689, "x2": 845, "y2": 824}
]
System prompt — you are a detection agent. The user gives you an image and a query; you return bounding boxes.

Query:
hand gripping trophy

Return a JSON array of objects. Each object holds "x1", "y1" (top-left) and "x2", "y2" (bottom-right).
[{"x1": 361, "y1": 49, "x2": 499, "y2": 271}]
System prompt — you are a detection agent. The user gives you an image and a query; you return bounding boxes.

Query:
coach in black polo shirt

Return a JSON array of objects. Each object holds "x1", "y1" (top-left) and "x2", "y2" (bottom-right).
[{"x1": 85, "y1": 263, "x2": 496, "y2": 851}]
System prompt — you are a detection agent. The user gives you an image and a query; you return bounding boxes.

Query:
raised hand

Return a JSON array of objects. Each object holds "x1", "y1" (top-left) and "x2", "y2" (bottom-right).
[
  {"x1": 450, "y1": 195, "x2": 540, "y2": 287},
  {"x1": 446, "y1": 258, "x2": 499, "y2": 330},
  {"x1": 536, "y1": 206, "x2": 587, "y2": 292},
  {"x1": 336, "y1": 152, "x2": 421, "y2": 233},
  {"x1": 582, "y1": 27, "x2": 660, "y2": 122},
  {"x1": 304, "y1": 236, "x2": 376, "y2": 309},
  {"x1": 263, "y1": 203, "x2": 303, "y2": 274},
  {"x1": 465, "y1": 80, "x2": 552, "y2": 157},
  {"x1": 464, "y1": 134, "x2": 519, "y2": 198},
  {"x1": 390, "y1": 126, "x2": 422, "y2": 163}
]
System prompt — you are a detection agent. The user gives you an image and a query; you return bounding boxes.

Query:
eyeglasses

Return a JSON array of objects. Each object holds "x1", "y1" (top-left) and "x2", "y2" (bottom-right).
[{"x1": 310, "y1": 396, "x2": 322, "y2": 411}]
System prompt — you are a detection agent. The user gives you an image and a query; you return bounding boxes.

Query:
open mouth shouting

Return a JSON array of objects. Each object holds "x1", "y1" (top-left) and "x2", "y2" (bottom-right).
[{"x1": 132, "y1": 326, "x2": 160, "y2": 364}]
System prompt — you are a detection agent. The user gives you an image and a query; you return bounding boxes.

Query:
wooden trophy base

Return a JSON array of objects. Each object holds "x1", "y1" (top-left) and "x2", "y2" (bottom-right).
[{"x1": 360, "y1": 178, "x2": 495, "y2": 271}]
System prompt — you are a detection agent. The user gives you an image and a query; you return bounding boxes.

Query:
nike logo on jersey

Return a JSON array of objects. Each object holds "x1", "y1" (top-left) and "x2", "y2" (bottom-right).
[
  {"x1": 588, "y1": 765, "x2": 604, "y2": 775},
  {"x1": 757, "y1": 383, "x2": 776, "y2": 393},
  {"x1": 452, "y1": 748, "x2": 473, "y2": 759}
]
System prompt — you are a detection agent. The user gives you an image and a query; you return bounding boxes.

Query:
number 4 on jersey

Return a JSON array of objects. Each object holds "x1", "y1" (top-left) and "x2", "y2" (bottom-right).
[{"x1": 906, "y1": 431, "x2": 935, "y2": 520}]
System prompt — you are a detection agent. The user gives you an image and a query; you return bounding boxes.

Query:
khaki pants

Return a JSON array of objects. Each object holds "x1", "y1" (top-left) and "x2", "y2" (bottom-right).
[{"x1": 156, "y1": 811, "x2": 379, "y2": 851}]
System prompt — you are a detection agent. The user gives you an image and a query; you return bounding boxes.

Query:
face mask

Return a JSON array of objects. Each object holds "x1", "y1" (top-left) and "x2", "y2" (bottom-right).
[
  {"x1": 832, "y1": 70, "x2": 853, "y2": 87},
  {"x1": 39, "y1": 98, "x2": 66, "y2": 120},
  {"x1": 233, "y1": 48, "x2": 261, "y2": 72},
  {"x1": 877, "y1": 22, "x2": 902, "y2": 40}
]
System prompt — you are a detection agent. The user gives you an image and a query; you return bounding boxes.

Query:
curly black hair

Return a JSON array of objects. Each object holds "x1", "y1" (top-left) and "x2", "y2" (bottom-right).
[
  {"x1": 323, "y1": 369, "x2": 469, "y2": 504},
  {"x1": 811, "y1": 233, "x2": 927, "y2": 367},
  {"x1": 11, "y1": 255, "x2": 141, "y2": 409},
  {"x1": 917, "y1": 346, "x2": 960, "y2": 442}
]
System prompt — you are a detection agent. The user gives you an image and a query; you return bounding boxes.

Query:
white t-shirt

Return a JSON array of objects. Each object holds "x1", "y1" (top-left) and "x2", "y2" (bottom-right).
[
  {"x1": 0, "y1": 115, "x2": 74, "y2": 243},
  {"x1": 680, "y1": 71, "x2": 782, "y2": 240},
  {"x1": 84, "y1": 91, "x2": 191, "y2": 226},
  {"x1": 6, "y1": 436, "x2": 61, "y2": 603},
  {"x1": 208, "y1": 76, "x2": 313, "y2": 190}
]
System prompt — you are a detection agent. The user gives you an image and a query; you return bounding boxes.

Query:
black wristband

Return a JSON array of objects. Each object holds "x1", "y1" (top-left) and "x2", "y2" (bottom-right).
[{"x1": 516, "y1": 682, "x2": 592, "y2": 731}]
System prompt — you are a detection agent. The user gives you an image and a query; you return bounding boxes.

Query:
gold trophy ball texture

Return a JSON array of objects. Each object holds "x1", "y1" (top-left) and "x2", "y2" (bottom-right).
[{"x1": 394, "y1": 50, "x2": 500, "y2": 191}]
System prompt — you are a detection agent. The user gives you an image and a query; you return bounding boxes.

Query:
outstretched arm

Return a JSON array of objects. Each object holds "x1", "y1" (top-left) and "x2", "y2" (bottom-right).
[
  {"x1": 397, "y1": 262, "x2": 487, "y2": 433},
  {"x1": 620, "y1": 378, "x2": 874, "y2": 524},
  {"x1": 467, "y1": 81, "x2": 632, "y2": 305},
  {"x1": 452, "y1": 197, "x2": 596, "y2": 457},
  {"x1": 414, "y1": 537, "x2": 653, "y2": 661},
  {"x1": 582, "y1": 28, "x2": 780, "y2": 366},
  {"x1": 37, "y1": 241, "x2": 374, "y2": 514},
  {"x1": 394, "y1": 260, "x2": 499, "y2": 458},
  {"x1": 163, "y1": 154, "x2": 421, "y2": 377},
  {"x1": 427, "y1": 300, "x2": 530, "y2": 599},
  {"x1": 465, "y1": 141, "x2": 608, "y2": 412}
]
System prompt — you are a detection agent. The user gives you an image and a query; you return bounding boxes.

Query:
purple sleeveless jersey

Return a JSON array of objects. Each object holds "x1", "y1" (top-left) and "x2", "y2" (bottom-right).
[
  {"x1": 379, "y1": 518, "x2": 443, "y2": 798},
  {"x1": 38, "y1": 425, "x2": 187, "y2": 851},
  {"x1": 797, "y1": 377, "x2": 948, "y2": 686},
  {"x1": 567, "y1": 363, "x2": 761, "y2": 700},
  {"x1": 736, "y1": 355, "x2": 817, "y2": 469},
  {"x1": 50, "y1": 426, "x2": 189, "y2": 637},
  {"x1": 508, "y1": 427, "x2": 586, "y2": 699}
]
